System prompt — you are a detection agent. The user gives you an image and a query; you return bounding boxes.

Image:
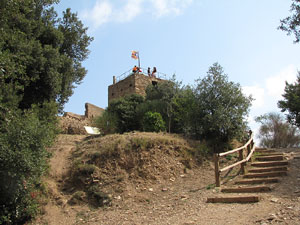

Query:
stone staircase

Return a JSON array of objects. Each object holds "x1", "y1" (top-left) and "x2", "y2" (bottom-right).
[{"x1": 207, "y1": 148, "x2": 288, "y2": 203}]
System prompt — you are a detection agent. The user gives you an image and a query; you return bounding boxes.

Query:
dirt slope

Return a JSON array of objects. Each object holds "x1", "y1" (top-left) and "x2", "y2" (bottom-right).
[{"x1": 34, "y1": 134, "x2": 300, "y2": 225}]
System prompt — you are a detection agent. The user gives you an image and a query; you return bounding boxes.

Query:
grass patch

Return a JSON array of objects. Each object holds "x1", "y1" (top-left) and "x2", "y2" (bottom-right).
[{"x1": 206, "y1": 183, "x2": 216, "y2": 190}]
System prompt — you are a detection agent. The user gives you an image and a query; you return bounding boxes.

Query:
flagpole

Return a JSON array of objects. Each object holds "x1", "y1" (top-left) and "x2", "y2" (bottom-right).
[{"x1": 138, "y1": 52, "x2": 141, "y2": 69}]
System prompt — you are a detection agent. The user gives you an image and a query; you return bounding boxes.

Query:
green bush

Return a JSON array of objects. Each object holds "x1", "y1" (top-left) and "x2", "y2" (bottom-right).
[
  {"x1": 94, "y1": 111, "x2": 118, "y2": 135},
  {"x1": 142, "y1": 111, "x2": 166, "y2": 132},
  {"x1": 0, "y1": 105, "x2": 57, "y2": 224}
]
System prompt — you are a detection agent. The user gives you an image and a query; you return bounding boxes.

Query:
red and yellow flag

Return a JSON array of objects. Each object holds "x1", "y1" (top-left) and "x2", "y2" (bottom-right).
[{"x1": 131, "y1": 50, "x2": 139, "y2": 60}]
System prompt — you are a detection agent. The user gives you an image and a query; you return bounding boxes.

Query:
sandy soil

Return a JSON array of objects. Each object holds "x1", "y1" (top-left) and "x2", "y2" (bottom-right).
[{"x1": 34, "y1": 135, "x2": 300, "y2": 225}]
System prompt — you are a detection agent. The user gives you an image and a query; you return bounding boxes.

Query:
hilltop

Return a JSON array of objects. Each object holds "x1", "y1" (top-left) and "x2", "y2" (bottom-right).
[{"x1": 34, "y1": 133, "x2": 300, "y2": 225}]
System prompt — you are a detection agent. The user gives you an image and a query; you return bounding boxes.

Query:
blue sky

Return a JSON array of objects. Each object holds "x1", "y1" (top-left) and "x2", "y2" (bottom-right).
[{"x1": 55, "y1": 0, "x2": 300, "y2": 135}]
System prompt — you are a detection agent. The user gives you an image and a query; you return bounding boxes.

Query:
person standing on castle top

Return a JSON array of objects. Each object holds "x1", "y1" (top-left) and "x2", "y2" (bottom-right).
[
  {"x1": 132, "y1": 65, "x2": 138, "y2": 73},
  {"x1": 147, "y1": 67, "x2": 151, "y2": 77},
  {"x1": 152, "y1": 67, "x2": 157, "y2": 78}
]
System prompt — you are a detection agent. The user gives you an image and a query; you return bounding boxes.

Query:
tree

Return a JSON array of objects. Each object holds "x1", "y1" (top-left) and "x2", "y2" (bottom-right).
[
  {"x1": 172, "y1": 85, "x2": 197, "y2": 134},
  {"x1": 94, "y1": 111, "x2": 118, "y2": 135},
  {"x1": 279, "y1": 0, "x2": 300, "y2": 43},
  {"x1": 145, "y1": 77, "x2": 181, "y2": 133},
  {"x1": 0, "y1": 0, "x2": 92, "y2": 223},
  {"x1": 107, "y1": 94, "x2": 145, "y2": 133},
  {"x1": 142, "y1": 111, "x2": 166, "y2": 132},
  {"x1": 278, "y1": 74, "x2": 300, "y2": 127},
  {"x1": 192, "y1": 63, "x2": 252, "y2": 152},
  {"x1": 0, "y1": 0, "x2": 93, "y2": 112},
  {"x1": 255, "y1": 112, "x2": 300, "y2": 148},
  {"x1": 0, "y1": 104, "x2": 58, "y2": 224}
]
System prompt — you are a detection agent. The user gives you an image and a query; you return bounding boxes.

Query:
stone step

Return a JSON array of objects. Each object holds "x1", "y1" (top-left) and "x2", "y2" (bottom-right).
[
  {"x1": 251, "y1": 161, "x2": 288, "y2": 167},
  {"x1": 235, "y1": 178, "x2": 279, "y2": 185},
  {"x1": 207, "y1": 195, "x2": 260, "y2": 203},
  {"x1": 256, "y1": 155, "x2": 284, "y2": 161},
  {"x1": 221, "y1": 186, "x2": 271, "y2": 193},
  {"x1": 248, "y1": 166, "x2": 288, "y2": 173},
  {"x1": 243, "y1": 171, "x2": 287, "y2": 178}
]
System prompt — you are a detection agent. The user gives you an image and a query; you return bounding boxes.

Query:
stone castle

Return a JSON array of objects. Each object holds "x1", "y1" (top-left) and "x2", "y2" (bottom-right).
[
  {"x1": 108, "y1": 72, "x2": 165, "y2": 102},
  {"x1": 61, "y1": 71, "x2": 166, "y2": 134}
]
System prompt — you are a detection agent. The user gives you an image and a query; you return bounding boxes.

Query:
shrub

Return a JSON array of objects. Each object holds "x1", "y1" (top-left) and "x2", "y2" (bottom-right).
[
  {"x1": 94, "y1": 111, "x2": 118, "y2": 135},
  {"x1": 0, "y1": 105, "x2": 57, "y2": 224},
  {"x1": 142, "y1": 112, "x2": 166, "y2": 132}
]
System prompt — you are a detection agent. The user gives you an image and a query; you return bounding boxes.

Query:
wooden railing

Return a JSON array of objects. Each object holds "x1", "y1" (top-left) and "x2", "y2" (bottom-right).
[
  {"x1": 214, "y1": 134, "x2": 255, "y2": 187},
  {"x1": 116, "y1": 68, "x2": 167, "y2": 83}
]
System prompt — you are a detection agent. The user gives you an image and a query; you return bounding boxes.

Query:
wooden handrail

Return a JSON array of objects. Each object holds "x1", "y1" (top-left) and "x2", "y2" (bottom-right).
[
  {"x1": 214, "y1": 134, "x2": 255, "y2": 187},
  {"x1": 219, "y1": 136, "x2": 253, "y2": 157}
]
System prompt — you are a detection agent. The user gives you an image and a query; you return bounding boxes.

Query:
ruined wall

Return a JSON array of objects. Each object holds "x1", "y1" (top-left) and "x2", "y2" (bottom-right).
[
  {"x1": 59, "y1": 112, "x2": 91, "y2": 135},
  {"x1": 85, "y1": 103, "x2": 104, "y2": 119},
  {"x1": 59, "y1": 103, "x2": 104, "y2": 134},
  {"x1": 108, "y1": 73, "x2": 163, "y2": 102}
]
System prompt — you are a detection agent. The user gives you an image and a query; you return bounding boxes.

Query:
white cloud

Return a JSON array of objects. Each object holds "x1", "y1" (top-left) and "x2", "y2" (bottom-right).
[
  {"x1": 81, "y1": 0, "x2": 194, "y2": 29},
  {"x1": 151, "y1": 0, "x2": 193, "y2": 17},
  {"x1": 115, "y1": 0, "x2": 143, "y2": 23},
  {"x1": 242, "y1": 85, "x2": 265, "y2": 109},
  {"x1": 81, "y1": 0, "x2": 113, "y2": 28},
  {"x1": 266, "y1": 64, "x2": 298, "y2": 100}
]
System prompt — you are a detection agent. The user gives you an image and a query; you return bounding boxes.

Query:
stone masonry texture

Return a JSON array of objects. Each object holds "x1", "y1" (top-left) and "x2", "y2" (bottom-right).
[{"x1": 108, "y1": 73, "x2": 165, "y2": 102}]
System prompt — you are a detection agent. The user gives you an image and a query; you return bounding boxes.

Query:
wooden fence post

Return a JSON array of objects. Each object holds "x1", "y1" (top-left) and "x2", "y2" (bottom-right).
[
  {"x1": 214, "y1": 153, "x2": 220, "y2": 187},
  {"x1": 239, "y1": 149, "x2": 245, "y2": 174},
  {"x1": 247, "y1": 143, "x2": 251, "y2": 162}
]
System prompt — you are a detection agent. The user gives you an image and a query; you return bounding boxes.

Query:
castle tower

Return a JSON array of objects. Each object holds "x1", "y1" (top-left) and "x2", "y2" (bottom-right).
[{"x1": 108, "y1": 73, "x2": 165, "y2": 103}]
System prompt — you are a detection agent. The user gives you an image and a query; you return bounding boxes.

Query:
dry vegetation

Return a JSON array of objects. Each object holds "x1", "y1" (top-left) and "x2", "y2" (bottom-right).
[
  {"x1": 64, "y1": 132, "x2": 206, "y2": 207},
  {"x1": 35, "y1": 133, "x2": 300, "y2": 225}
]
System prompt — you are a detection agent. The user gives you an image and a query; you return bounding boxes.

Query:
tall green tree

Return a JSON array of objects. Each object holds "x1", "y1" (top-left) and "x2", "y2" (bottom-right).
[
  {"x1": 278, "y1": 74, "x2": 300, "y2": 127},
  {"x1": 0, "y1": 0, "x2": 93, "y2": 112},
  {"x1": 192, "y1": 63, "x2": 252, "y2": 152},
  {"x1": 255, "y1": 112, "x2": 300, "y2": 148},
  {"x1": 279, "y1": 0, "x2": 300, "y2": 43},
  {"x1": 0, "y1": 0, "x2": 92, "y2": 223},
  {"x1": 172, "y1": 85, "x2": 196, "y2": 134},
  {"x1": 144, "y1": 77, "x2": 181, "y2": 133}
]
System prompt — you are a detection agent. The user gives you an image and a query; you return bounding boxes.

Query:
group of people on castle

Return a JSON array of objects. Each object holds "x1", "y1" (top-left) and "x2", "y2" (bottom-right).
[{"x1": 132, "y1": 65, "x2": 157, "y2": 78}]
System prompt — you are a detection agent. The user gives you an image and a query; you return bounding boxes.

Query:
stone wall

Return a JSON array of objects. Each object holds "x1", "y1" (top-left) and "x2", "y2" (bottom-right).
[
  {"x1": 59, "y1": 112, "x2": 91, "y2": 135},
  {"x1": 108, "y1": 73, "x2": 164, "y2": 102},
  {"x1": 59, "y1": 103, "x2": 104, "y2": 134},
  {"x1": 85, "y1": 103, "x2": 104, "y2": 119}
]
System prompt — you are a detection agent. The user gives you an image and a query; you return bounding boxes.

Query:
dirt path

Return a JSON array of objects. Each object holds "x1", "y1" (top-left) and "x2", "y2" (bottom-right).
[{"x1": 35, "y1": 135, "x2": 300, "y2": 225}]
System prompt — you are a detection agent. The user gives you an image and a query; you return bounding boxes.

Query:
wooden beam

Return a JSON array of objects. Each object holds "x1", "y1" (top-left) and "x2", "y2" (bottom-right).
[
  {"x1": 256, "y1": 155, "x2": 284, "y2": 161},
  {"x1": 248, "y1": 166, "x2": 288, "y2": 173},
  {"x1": 243, "y1": 171, "x2": 287, "y2": 178},
  {"x1": 251, "y1": 161, "x2": 288, "y2": 167},
  {"x1": 207, "y1": 196, "x2": 260, "y2": 203},
  {"x1": 235, "y1": 178, "x2": 279, "y2": 184}
]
